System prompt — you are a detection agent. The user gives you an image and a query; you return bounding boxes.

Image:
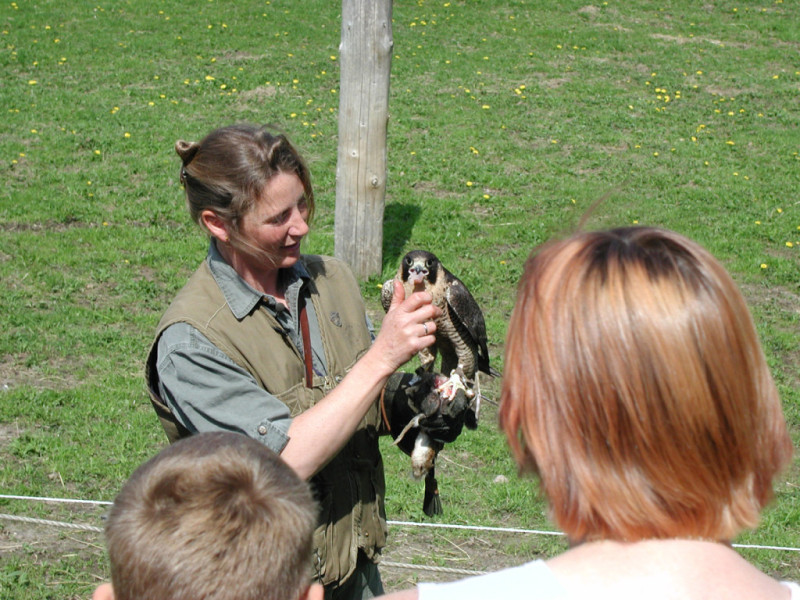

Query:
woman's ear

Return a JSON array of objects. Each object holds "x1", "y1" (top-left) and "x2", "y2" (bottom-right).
[{"x1": 200, "y1": 210, "x2": 231, "y2": 243}]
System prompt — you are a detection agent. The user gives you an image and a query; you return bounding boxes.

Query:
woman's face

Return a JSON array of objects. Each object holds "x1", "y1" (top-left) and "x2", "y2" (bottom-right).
[{"x1": 238, "y1": 170, "x2": 310, "y2": 270}]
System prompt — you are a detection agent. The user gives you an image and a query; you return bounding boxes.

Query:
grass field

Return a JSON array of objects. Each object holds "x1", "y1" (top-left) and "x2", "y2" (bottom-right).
[{"x1": 1, "y1": 0, "x2": 799, "y2": 597}]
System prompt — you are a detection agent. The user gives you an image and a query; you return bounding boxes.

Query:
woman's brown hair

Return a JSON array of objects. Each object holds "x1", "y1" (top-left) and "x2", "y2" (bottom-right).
[
  {"x1": 176, "y1": 124, "x2": 314, "y2": 254},
  {"x1": 499, "y1": 226, "x2": 792, "y2": 543}
]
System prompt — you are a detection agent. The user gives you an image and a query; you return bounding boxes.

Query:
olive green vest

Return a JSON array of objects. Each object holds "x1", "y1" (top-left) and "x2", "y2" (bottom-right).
[{"x1": 145, "y1": 254, "x2": 387, "y2": 588}]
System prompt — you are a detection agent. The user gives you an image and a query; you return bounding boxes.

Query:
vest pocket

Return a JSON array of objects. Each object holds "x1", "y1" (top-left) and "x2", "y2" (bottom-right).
[{"x1": 311, "y1": 490, "x2": 331, "y2": 584}]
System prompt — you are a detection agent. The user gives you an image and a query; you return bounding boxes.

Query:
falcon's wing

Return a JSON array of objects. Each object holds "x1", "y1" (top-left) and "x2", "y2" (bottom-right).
[{"x1": 443, "y1": 271, "x2": 492, "y2": 369}]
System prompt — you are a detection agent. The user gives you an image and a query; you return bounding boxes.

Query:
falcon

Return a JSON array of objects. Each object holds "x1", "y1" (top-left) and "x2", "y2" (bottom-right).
[
  {"x1": 381, "y1": 250, "x2": 499, "y2": 411},
  {"x1": 381, "y1": 250, "x2": 499, "y2": 515}
]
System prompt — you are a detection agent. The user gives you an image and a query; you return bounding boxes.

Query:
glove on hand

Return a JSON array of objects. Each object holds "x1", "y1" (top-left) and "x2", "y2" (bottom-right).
[{"x1": 381, "y1": 371, "x2": 469, "y2": 454}]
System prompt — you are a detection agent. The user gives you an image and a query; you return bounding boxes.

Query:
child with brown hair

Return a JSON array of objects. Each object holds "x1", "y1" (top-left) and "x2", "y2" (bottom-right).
[{"x1": 93, "y1": 431, "x2": 321, "y2": 600}]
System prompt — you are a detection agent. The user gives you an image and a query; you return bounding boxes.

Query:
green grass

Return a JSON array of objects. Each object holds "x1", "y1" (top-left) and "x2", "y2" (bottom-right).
[{"x1": 1, "y1": 0, "x2": 799, "y2": 597}]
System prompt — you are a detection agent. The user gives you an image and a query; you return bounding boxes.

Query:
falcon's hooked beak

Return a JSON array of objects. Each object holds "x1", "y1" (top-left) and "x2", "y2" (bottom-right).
[{"x1": 408, "y1": 264, "x2": 428, "y2": 287}]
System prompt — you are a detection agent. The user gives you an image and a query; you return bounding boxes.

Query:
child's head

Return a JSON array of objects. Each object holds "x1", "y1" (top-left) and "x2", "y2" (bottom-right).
[{"x1": 93, "y1": 431, "x2": 320, "y2": 600}]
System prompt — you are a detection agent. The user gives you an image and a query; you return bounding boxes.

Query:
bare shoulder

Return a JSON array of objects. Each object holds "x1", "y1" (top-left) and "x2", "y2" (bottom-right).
[{"x1": 547, "y1": 539, "x2": 789, "y2": 599}]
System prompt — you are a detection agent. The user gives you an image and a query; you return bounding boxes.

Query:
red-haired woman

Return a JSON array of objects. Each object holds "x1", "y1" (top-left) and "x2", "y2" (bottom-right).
[{"x1": 382, "y1": 227, "x2": 796, "y2": 599}]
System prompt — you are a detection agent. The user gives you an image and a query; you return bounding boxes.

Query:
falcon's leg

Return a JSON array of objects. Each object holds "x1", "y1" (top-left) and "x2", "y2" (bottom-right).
[{"x1": 418, "y1": 347, "x2": 436, "y2": 372}]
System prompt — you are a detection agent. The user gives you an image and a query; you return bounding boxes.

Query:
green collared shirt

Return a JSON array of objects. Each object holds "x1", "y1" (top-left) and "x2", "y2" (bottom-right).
[{"x1": 155, "y1": 242, "x2": 373, "y2": 453}]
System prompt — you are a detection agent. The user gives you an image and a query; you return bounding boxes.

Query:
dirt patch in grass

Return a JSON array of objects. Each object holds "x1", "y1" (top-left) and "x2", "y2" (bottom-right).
[{"x1": 0, "y1": 355, "x2": 83, "y2": 393}]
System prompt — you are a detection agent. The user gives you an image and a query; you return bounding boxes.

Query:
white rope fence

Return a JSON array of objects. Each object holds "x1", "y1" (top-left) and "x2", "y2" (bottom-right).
[
  {"x1": 0, "y1": 512, "x2": 103, "y2": 533},
  {"x1": 381, "y1": 562, "x2": 487, "y2": 576},
  {"x1": 2, "y1": 494, "x2": 799, "y2": 561}
]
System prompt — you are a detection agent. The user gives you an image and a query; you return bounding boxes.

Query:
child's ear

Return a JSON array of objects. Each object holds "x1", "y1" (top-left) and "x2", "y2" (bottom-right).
[
  {"x1": 301, "y1": 582, "x2": 324, "y2": 600},
  {"x1": 92, "y1": 583, "x2": 115, "y2": 600}
]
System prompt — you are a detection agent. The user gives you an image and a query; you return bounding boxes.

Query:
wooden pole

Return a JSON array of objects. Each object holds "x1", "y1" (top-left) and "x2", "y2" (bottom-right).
[{"x1": 334, "y1": 0, "x2": 393, "y2": 279}]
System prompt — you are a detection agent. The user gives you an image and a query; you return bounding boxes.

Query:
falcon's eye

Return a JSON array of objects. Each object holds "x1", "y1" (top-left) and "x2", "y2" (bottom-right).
[
  {"x1": 404, "y1": 256, "x2": 413, "y2": 266},
  {"x1": 426, "y1": 259, "x2": 434, "y2": 268}
]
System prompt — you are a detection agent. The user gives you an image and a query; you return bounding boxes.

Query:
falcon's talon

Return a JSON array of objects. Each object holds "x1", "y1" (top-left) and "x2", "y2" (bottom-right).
[{"x1": 434, "y1": 366, "x2": 473, "y2": 402}]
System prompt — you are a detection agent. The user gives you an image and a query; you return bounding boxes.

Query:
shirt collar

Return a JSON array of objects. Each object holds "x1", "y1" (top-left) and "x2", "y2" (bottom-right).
[{"x1": 206, "y1": 240, "x2": 310, "y2": 320}]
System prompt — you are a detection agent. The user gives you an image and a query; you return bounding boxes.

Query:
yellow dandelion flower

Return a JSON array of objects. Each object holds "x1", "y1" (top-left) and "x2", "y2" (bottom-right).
[
  {"x1": 466, "y1": 181, "x2": 473, "y2": 187},
  {"x1": 760, "y1": 264, "x2": 768, "y2": 269},
  {"x1": 124, "y1": 132, "x2": 131, "y2": 138},
  {"x1": 755, "y1": 221, "x2": 761, "y2": 225},
  {"x1": 28, "y1": 80, "x2": 37, "y2": 85},
  {"x1": 777, "y1": 208, "x2": 783, "y2": 213},
  {"x1": 786, "y1": 242, "x2": 794, "y2": 248}
]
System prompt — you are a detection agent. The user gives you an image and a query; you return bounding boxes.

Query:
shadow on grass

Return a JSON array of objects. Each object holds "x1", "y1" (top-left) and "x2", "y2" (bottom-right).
[{"x1": 382, "y1": 202, "x2": 421, "y2": 271}]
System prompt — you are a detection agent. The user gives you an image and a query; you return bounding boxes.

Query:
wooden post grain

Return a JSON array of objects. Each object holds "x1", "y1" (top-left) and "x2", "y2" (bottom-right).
[{"x1": 334, "y1": 0, "x2": 393, "y2": 279}]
